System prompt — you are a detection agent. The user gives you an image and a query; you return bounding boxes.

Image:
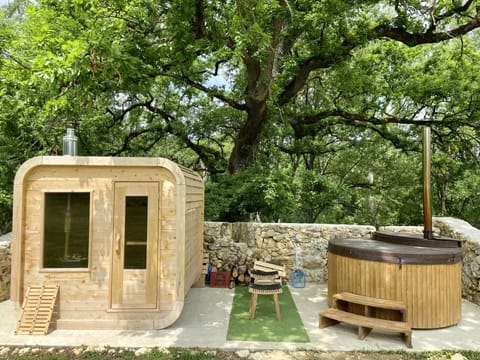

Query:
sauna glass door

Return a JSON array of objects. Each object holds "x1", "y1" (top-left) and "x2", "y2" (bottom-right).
[{"x1": 111, "y1": 182, "x2": 159, "y2": 310}]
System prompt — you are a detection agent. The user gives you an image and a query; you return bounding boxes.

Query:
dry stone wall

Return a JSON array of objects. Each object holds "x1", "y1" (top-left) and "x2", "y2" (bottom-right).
[
  {"x1": 433, "y1": 217, "x2": 480, "y2": 304},
  {"x1": 204, "y1": 222, "x2": 375, "y2": 283},
  {"x1": 0, "y1": 233, "x2": 11, "y2": 302}
]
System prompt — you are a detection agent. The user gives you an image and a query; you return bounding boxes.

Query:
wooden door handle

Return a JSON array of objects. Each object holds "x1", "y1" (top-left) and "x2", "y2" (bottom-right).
[{"x1": 115, "y1": 233, "x2": 121, "y2": 253}]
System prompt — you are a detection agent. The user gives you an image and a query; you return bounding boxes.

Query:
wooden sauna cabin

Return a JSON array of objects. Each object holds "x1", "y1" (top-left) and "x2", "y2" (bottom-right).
[{"x1": 10, "y1": 156, "x2": 204, "y2": 330}]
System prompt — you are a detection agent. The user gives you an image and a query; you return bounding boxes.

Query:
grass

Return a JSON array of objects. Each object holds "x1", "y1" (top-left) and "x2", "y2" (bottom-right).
[
  {"x1": 226, "y1": 284, "x2": 310, "y2": 343},
  {"x1": 2, "y1": 348, "x2": 480, "y2": 360},
  {"x1": 1, "y1": 348, "x2": 223, "y2": 360}
]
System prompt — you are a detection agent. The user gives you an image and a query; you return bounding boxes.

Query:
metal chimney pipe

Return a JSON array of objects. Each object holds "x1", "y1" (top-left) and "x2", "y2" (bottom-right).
[
  {"x1": 423, "y1": 126, "x2": 433, "y2": 239},
  {"x1": 63, "y1": 127, "x2": 78, "y2": 156}
]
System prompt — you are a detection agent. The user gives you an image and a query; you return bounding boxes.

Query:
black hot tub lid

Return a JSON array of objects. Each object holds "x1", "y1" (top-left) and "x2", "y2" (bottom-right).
[
  {"x1": 373, "y1": 230, "x2": 462, "y2": 248},
  {"x1": 328, "y1": 237, "x2": 463, "y2": 265}
]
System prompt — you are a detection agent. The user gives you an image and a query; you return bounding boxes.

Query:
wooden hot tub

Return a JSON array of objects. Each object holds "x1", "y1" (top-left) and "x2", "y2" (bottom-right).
[{"x1": 328, "y1": 231, "x2": 462, "y2": 329}]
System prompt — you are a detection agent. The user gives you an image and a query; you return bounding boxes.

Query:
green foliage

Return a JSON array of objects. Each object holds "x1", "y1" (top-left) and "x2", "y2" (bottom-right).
[
  {"x1": 1, "y1": 0, "x2": 480, "y2": 231},
  {"x1": 204, "y1": 130, "x2": 427, "y2": 228},
  {"x1": 293, "y1": 169, "x2": 348, "y2": 223},
  {"x1": 205, "y1": 166, "x2": 294, "y2": 222}
]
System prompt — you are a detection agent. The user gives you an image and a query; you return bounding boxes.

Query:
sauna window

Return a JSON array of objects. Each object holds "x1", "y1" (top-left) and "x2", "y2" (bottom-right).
[
  {"x1": 124, "y1": 196, "x2": 148, "y2": 269},
  {"x1": 43, "y1": 192, "x2": 90, "y2": 268}
]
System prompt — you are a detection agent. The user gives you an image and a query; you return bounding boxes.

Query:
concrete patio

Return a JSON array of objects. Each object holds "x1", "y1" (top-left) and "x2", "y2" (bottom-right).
[{"x1": 0, "y1": 283, "x2": 479, "y2": 352}]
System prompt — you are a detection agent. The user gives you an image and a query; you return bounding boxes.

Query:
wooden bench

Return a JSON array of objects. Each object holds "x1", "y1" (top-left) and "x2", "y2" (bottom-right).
[{"x1": 319, "y1": 292, "x2": 412, "y2": 348}]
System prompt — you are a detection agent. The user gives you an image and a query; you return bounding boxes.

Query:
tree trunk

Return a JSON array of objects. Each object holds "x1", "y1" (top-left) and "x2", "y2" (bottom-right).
[{"x1": 228, "y1": 101, "x2": 268, "y2": 173}]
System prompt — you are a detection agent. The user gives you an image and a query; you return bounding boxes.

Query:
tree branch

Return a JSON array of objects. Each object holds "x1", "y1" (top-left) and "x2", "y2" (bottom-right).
[
  {"x1": 278, "y1": 2, "x2": 480, "y2": 107},
  {"x1": 158, "y1": 71, "x2": 248, "y2": 111},
  {"x1": 106, "y1": 96, "x2": 154, "y2": 129},
  {"x1": 1, "y1": 50, "x2": 31, "y2": 70},
  {"x1": 373, "y1": 4, "x2": 480, "y2": 46},
  {"x1": 192, "y1": 0, "x2": 206, "y2": 39},
  {"x1": 435, "y1": 0, "x2": 477, "y2": 23},
  {"x1": 145, "y1": 102, "x2": 226, "y2": 174},
  {"x1": 278, "y1": 39, "x2": 356, "y2": 106}
]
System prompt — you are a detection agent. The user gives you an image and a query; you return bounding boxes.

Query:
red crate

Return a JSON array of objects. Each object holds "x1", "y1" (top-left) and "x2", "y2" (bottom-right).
[{"x1": 210, "y1": 272, "x2": 230, "y2": 288}]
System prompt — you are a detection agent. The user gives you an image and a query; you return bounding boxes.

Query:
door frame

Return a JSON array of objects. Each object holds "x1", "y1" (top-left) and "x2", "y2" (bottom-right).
[{"x1": 109, "y1": 181, "x2": 160, "y2": 310}]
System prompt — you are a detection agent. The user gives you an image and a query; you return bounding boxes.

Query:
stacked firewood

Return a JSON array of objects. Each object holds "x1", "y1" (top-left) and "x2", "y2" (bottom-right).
[
  {"x1": 209, "y1": 260, "x2": 224, "y2": 273},
  {"x1": 207, "y1": 257, "x2": 253, "y2": 288},
  {"x1": 228, "y1": 264, "x2": 251, "y2": 288}
]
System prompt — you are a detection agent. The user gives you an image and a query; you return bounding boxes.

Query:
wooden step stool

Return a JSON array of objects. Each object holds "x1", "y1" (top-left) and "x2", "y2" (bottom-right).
[
  {"x1": 249, "y1": 282, "x2": 283, "y2": 320},
  {"x1": 319, "y1": 292, "x2": 412, "y2": 348}
]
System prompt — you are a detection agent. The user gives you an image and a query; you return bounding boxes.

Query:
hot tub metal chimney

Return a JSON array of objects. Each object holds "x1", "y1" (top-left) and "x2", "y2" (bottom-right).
[
  {"x1": 423, "y1": 126, "x2": 433, "y2": 240},
  {"x1": 63, "y1": 127, "x2": 78, "y2": 156}
]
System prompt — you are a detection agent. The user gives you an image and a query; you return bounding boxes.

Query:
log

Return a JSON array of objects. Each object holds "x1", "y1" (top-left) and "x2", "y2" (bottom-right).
[
  {"x1": 231, "y1": 265, "x2": 239, "y2": 279},
  {"x1": 244, "y1": 272, "x2": 251, "y2": 284},
  {"x1": 238, "y1": 273, "x2": 245, "y2": 283}
]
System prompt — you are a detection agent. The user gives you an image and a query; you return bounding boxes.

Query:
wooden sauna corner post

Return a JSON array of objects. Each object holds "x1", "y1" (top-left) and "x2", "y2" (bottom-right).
[{"x1": 11, "y1": 156, "x2": 205, "y2": 330}]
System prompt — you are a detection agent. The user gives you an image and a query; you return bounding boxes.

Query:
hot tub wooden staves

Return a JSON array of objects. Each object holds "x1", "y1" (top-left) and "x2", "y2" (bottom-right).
[{"x1": 327, "y1": 233, "x2": 462, "y2": 329}]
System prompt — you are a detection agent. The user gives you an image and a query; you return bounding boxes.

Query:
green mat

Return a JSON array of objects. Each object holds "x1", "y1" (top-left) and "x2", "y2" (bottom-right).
[{"x1": 226, "y1": 284, "x2": 310, "y2": 343}]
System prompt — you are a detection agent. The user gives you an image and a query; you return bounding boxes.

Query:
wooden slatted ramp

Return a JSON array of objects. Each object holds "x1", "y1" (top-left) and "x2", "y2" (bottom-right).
[{"x1": 15, "y1": 284, "x2": 59, "y2": 335}]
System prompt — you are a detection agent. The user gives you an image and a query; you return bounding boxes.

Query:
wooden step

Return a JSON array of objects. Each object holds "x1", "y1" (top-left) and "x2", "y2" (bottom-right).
[
  {"x1": 15, "y1": 284, "x2": 60, "y2": 335},
  {"x1": 333, "y1": 292, "x2": 407, "y2": 312},
  {"x1": 319, "y1": 308, "x2": 412, "y2": 348}
]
